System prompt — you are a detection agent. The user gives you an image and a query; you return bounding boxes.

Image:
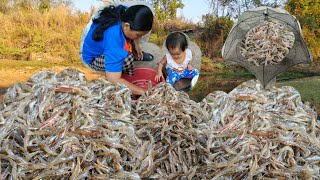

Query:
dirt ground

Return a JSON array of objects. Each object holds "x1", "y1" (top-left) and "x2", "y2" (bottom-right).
[{"x1": 0, "y1": 66, "x2": 105, "y2": 101}]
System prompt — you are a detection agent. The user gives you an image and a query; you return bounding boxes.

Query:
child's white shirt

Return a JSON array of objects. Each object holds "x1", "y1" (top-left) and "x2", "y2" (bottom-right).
[{"x1": 165, "y1": 48, "x2": 192, "y2": 71}]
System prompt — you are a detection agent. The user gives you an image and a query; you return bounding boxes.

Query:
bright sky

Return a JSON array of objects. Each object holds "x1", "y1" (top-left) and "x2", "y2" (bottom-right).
[
  {"x1": 73, "y1": 0, "x2": 211, "y2": 23},
  {"x1": 177, "y1": 0, "x2": 211, "y2": 23}
]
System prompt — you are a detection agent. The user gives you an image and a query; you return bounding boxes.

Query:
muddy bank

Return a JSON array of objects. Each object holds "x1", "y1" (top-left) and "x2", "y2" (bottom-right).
[
  {"x1": 0, "y1": 87, "x2": 5, "y2": 103},
  {"x1": 0, "y1": 87, "x2": 6, "y2": 95}
]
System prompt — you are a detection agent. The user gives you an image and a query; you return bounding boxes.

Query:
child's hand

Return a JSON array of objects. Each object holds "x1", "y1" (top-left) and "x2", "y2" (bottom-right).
[
  {"x1": 155, "y1": 72, "x2": 164, "y2": 82},
  {"x1": 187, "y1": 64, "x2": 193, "y2": 70}
]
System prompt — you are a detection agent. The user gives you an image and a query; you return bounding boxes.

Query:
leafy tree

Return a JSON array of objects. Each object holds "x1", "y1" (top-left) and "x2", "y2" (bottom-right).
[
  {"x1": 39, "y1": 0, "x2": 50, "y2": 12},
  {"x1": 285, "y1": 0, "x2": 320, "y2": 60},
  {"x1": 15, "y1": 0, "x2": 34, "y2": 9},
  {"x1": 50, "y1": 0, "x2": 72, "y2": 8},
  {"x1": 195, "y1": 14, "x2": 234, "y2": 58},
  {"x1": 152, "y1": 0, "x2": 184, "y2": 21},
  {"x1": 0, "y1": 0, "x2": 10, "y2": 13},
  {"x1": 207, "y1": 0, "x2": 286, "y2": 19},
  {"x1": 0, "y1": 0, "x2": 72, "y2": 11}
]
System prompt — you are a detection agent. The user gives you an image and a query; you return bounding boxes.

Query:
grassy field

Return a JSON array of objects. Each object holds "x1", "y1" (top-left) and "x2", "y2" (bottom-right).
[{"x1": 278, "y1": 77, "x2": 320, "y2": 114}]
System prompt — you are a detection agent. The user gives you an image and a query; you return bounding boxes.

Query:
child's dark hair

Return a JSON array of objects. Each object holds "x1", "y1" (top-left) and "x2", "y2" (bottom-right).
[
  {"x1": 92, "y1": 5, "x2": 153, "y2": 41},
  {"x1": 165, "y1": 32, "x2": 188, "y2": 51}
]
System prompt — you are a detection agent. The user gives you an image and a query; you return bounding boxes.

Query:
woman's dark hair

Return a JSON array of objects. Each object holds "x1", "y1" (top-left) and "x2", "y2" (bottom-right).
[
  {"x1": 165, "y1": 32, "x2": 188, "y2": 51},
  {"x1": 92, "y1": 5, "x2": 153, "y2": 41}
]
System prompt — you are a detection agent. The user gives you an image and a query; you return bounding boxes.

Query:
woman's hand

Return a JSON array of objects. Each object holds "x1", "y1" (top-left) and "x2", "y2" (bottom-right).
[
  {"x1": 155, "y1": 71, "x2": 164, "y2": 82},
  {"x1": 187, "y1": 64, "x2": 193, "y2": 70},
  {"x1": 136, "y1": 45, "x2": 143, "y2": 60},
  {"x1": 106, "y1": 71, "x2": 146, "y2": 95},
  {"x1": 134, "y1": 39, "x2": 143, "y2": 60}
]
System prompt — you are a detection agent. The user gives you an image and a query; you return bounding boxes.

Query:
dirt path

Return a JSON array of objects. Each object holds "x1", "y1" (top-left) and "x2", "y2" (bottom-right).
[
  {"x1": 0, "y1": 66, "x2": 105, "y2": 103},
  {"x1": 0, "y1": 66, "x2": 104, "y2": 90}
]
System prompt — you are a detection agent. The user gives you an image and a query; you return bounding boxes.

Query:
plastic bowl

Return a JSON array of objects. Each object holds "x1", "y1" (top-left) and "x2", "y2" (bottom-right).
[{"x1": 121, "y1": 67, "x2": 165, "y2": 89}]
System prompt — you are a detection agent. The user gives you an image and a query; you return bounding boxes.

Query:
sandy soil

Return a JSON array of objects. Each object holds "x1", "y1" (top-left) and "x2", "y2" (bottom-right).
[{"x1": 0, "y1": 66, "x2": 104, "y2": 96}]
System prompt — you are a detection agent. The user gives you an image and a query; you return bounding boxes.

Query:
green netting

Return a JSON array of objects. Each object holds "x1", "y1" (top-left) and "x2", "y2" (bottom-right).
[{"x1": 222, "y1": 6, "x2": 312, "y2": 88}]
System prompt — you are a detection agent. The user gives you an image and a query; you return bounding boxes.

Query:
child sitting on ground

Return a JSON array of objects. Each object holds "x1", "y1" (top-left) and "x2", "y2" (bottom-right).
[{"x1": 155, "y1": 32, "x2": 199, "y2": 89}]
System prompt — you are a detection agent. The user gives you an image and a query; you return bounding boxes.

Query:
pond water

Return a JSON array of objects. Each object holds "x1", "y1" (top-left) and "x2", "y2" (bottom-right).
[{"x1": 187, "y1": 74, "x2": 251, "y2": 102}]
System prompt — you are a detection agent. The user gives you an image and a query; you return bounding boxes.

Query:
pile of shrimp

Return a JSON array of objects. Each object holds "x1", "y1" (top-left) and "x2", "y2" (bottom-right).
[
  {"x1": 131, "y1": 83, "x2": 209, "y2": 178},
  {"x1": 240, "y1": 20, "x2": 295, "y2": 66},
  {"x1": 0, "y1": 69, "x2": 140, "y2": 179},
  {"x1": 0, "y1": 69, "x2": 319, "y2": 179},
  {"x1": 200, "y1": 80, "x2": 320, "y2": 179}
]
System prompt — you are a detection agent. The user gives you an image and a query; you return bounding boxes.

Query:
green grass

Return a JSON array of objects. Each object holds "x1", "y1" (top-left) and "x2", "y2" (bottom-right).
[
  {"x1": 277, "y1": 71, "x2": 316, "y2": 81},
  {"x1": 277, "y1": 77, "x2": 320, "y2": 112}
]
